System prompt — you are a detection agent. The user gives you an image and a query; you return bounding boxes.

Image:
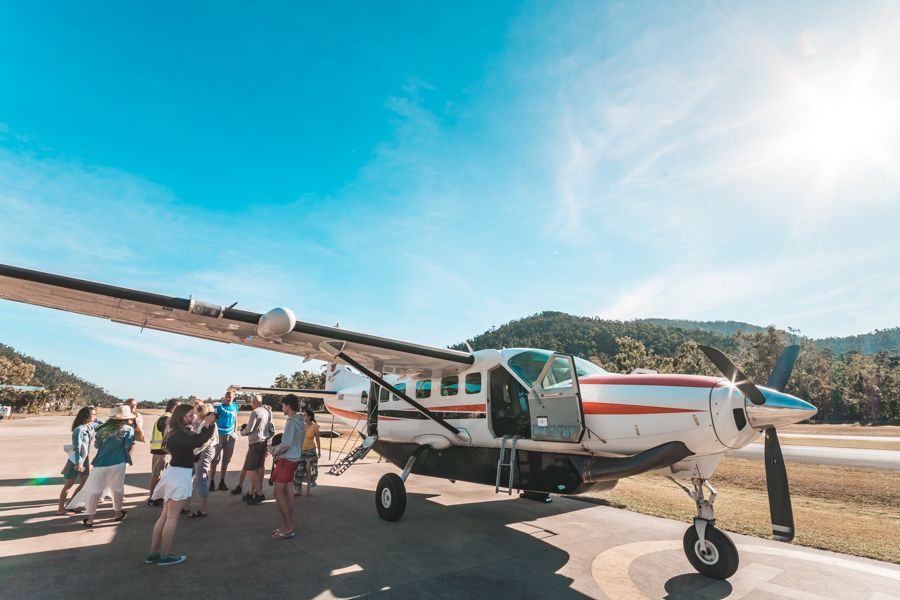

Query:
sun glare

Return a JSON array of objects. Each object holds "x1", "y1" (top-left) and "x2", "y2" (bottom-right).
[
  {"x1": 789, "y1": 86, "x2": 892, "y2": 167},
  {"x1": 771, "y1": 47, "x2": 900, "y2": 177}
]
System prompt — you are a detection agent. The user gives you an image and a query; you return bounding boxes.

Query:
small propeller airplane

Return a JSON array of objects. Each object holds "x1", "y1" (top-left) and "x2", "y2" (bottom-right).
[{"x1": 0, "y1": 263, "x2": 817, "y2": 580}]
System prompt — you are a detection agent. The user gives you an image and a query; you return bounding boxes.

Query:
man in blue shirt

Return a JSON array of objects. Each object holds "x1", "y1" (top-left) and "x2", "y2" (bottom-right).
[{"x1": 209, "y1": 389, "x2": 239, "y2": 492}]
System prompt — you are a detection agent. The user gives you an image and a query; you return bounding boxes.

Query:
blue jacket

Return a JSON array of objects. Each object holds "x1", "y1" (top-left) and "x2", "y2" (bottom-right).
[
  {"x1": 71, "y1": 420, "x2": 102, "y2": 466},
  {"x1": 92, "y1": 425, "x2": 135, "y2": 467}
]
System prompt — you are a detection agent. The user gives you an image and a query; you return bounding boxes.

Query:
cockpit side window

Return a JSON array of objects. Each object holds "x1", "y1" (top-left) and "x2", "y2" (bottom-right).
[{"x1": 507, "y1": 350, "x2": 606, "y2": 387}]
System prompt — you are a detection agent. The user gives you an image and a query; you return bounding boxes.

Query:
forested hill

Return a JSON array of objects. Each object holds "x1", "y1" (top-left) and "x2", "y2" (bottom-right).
[
  {"x1": 814, "y1": 328, "x2": 900, "y2": 355},
  {"x1": 450, "y1": 312, "x2": 734, "y2": 359},
  {"x1": 637, "y1": 319, "x2": 900, "y2": 355},
  {"x1": 639, "y1": 319, "x2": 766, "y2": 337},
  {"x1": 0, "y1": 343, "x2": 120, "y2": 406}
]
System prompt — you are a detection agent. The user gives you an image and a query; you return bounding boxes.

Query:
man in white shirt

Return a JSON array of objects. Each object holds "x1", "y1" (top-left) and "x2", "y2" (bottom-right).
[
  {"x1": 125, "y1": 398, "x2": 146, "y2": 443},
  {"x1": 237, "y1": 394, "x2": 273, "y2": 504}
]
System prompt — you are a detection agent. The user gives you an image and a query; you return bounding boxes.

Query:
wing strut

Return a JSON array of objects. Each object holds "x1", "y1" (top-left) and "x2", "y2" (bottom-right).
[{"x1": 336, "y1": 351, "x2": 461, "y2": 437}]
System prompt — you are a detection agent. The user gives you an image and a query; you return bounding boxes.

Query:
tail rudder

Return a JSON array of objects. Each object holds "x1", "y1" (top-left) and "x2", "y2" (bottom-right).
[{"x1": 325, "y1": 361, "x2": 366, "y2": 392}]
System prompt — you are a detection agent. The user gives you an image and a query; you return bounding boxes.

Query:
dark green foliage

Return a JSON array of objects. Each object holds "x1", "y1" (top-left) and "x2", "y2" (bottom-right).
[
  {"x1": 815, "y1": 327, "x2": 900, "y2": 355},
  {"x1": 268, "y1": 369, "x2": 326, "y2": 411},
  {"x1": 450, "y1": 311, "x2": 735, "y2": 365},
  {"x1": 640, "y1": 318, "x2": 766, "y2": 337},
  {"x1": 0, "y1": 343, "x2": 120, "y2": 408}
]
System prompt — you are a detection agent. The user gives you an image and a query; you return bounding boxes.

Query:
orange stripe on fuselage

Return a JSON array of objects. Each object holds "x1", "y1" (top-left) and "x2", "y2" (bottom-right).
[
  {"x1": 579, "y1": 374, "x2": 718, "y2": 388},
  {"x1": 324, "y1": 404, "x2": 400, "y2": 421},
  {"x1": 428, "y1": 404, "x2": 486, "y2": 412},
  {"x1": 582, "y1": 402, "x2": 704, "y2": 415}
]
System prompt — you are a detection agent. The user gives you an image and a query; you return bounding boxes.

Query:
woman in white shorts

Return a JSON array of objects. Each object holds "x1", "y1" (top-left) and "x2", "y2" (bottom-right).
[{"x1": 146, "y1": 404, "x2": 216, "y2": 567}]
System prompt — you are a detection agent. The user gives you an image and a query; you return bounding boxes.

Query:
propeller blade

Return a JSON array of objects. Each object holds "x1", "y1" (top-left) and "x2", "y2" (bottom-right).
[
  {"x1": 764, "y1": 427, "x2": 795, "y2": 542},
  {"x1": 766, "y1": 344, "x2": 800, "y2": 392},
  {"x1": 697, "y1": 345, "x2": 767, "y2": 405}
]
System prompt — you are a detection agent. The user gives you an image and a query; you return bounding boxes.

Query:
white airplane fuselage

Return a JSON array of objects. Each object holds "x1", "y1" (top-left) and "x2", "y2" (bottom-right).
[{"x1": 321, "y1": 348, "x2": 792, "y2": 482}]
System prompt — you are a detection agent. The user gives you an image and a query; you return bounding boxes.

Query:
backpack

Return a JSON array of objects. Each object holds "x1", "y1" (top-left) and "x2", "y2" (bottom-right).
[{"x1": 265, "y1": 407, "x2": 275, "y2": 439}]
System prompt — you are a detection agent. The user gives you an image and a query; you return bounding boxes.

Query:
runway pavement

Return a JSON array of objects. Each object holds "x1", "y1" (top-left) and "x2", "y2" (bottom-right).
[
  {"x1": 730, "y1": 443, "x2": 900, "y2": 470},
  {"x1": 2, "y1": 416, "x2": 899, "y2": 599}
]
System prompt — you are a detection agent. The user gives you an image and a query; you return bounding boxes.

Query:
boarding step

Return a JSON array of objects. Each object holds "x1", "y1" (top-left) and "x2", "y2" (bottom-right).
[
  {"x1": 495, "y1": 435, "x2": 520, "y2": 495},
  {"x1": 328, "y1": 435, "x2": 378, "y2": 476}
]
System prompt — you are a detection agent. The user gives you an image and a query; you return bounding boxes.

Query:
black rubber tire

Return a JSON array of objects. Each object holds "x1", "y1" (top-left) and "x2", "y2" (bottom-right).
[
  {"x1": 375, "y1": 473, "x2": 407, "y2": 521},
  {"x1": 520, "y1": 491, "x2": 553, "y2": 503},
  {"x1": 683, "y1": 524, "x2": 739, "y2": 580}
]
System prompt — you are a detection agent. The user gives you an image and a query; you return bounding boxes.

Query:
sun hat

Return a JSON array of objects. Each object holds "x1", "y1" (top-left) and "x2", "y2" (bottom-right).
[{"x1": 110, "y1": 405, "x2": 137, "y2": 420}]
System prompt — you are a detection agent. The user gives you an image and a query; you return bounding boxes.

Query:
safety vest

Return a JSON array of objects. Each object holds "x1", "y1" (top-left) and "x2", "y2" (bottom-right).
[{"x1": 149, "y1": 411, "x2": 171, "y2": 452}]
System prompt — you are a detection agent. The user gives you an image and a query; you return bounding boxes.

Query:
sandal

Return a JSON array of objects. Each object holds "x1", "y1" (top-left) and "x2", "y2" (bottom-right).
[
  {"x1": 113, "y1": 511, "x2": 127, "y2": 522},
  {"x1": 82, "y1": 519, "x2": 93, "y2": 528},
  {"x1": 187, "y1": 511, "x2": 207, "y2": 518},
  {"x1": 271, "y1": 530, "x2": 295, "y2": 539}
]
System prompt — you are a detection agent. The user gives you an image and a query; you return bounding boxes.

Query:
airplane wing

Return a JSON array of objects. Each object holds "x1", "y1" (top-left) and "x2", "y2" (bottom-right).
[
  {"x1": 230, "y1": 386, "x2": 337, "y2": 399},
  {"x1": 0, "y1": 264, "x2": 474, "y2": 377}
]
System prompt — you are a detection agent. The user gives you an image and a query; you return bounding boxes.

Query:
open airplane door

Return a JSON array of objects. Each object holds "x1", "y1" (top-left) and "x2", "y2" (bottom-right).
[{"x1": 528, "y1": 353, "x2": 585, "y2": 443}]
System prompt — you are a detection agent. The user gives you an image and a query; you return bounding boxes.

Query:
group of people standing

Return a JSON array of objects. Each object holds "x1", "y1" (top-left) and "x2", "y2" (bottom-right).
[
  {"x1": 59, "y1": 399, "x2": 144, "y2": 526},
  {"x1": 58, "y1": 391, "x2": 323, "y2": 567}
]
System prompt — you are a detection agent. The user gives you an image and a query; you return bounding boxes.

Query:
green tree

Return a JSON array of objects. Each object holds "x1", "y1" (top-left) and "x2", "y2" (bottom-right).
[
  {"x1": 671, "y1": 340, "x2": 719, "y2": 376},
  {"x1": 49, "y1": 383, "x2": 83, "y2": 412},
  {"x1": 734, "y1": 326, "x2": 791, "y2": 384},
  {"x1": 787, "y1": 341, "x2": 833, "y2": 421},
  {"x1": 613, "y1": 337, "x2": 657, "y2": 374},
  {"x1": 0, "y1": 356, "x2": 36, "y2": 385}
]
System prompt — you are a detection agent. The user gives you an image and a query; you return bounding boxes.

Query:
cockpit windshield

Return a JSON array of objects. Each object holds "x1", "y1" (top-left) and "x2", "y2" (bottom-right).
[{"x1": 506, "y1": 350, "x2": 607, "y2": 388}]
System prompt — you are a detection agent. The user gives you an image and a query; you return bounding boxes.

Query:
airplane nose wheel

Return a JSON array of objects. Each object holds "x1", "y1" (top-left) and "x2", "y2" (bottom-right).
[
  {"x1": 682, "y1": 525, "x2": 738, "y2": 580},
  {"x1": 375, "y1": 473, "x2": 407, "y2": 521}
]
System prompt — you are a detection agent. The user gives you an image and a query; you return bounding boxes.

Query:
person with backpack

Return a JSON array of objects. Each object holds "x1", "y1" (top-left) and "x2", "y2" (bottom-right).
[
  {"x1": 237, "y1": 394, "x2": 273, "y2": 505},
  {"x1": 148, "y1": 399, "x2": 179, "y2": 507}
]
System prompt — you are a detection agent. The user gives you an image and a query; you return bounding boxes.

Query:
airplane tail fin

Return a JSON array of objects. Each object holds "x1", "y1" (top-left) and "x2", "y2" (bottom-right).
[{"x1": 325, "y1": 361, "x2": 367, "y2": 392}]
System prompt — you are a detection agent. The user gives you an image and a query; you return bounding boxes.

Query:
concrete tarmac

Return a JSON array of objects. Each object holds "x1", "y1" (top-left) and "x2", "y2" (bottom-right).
[{"x1": 2, "y1": 416, "x2": 900, "y2": 599}]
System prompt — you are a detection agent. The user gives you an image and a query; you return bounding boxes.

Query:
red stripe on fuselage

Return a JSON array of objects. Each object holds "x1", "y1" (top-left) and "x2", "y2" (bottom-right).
[
  {"x1": 579, "y1": 374, "x2": 718, "y2": 388},
  {"x1": 582, "y1": 402, "x2": 704, "y2": 415},
  {"x1": 324, "y1": 404, "x2": 400, "y2": 421},
  {"x1": 428, "y1": 404, "x2": 486, "y2": 412}
]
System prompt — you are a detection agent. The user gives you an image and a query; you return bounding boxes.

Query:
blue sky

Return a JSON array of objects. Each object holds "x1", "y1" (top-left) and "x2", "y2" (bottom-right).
[{"x1": 2, "y1": 1, "x2": 899, "y2": 400}]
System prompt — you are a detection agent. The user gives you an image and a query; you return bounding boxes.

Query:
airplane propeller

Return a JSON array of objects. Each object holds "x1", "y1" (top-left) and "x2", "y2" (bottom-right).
[{"x1": 698, "y1": 343, "x2": 802, "y2": 542}]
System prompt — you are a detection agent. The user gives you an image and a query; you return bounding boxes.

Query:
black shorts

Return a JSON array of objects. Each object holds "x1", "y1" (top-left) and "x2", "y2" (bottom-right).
[{"x1": 243, "y1": 441, "x2": 267, "y2": 470}]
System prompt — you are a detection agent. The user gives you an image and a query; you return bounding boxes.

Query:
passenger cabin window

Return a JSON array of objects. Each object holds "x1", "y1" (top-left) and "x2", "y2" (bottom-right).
[
  {"x1": 465, "y1": 372, "x2": 482, "y2": 394},
  {"x1": 379, "y1": 387, "x2": 390, "y2": 403},
  {"x1": 415, "y1": 380, "x2": 432, "y2": 399},
  {"x1": 392, "y1": 383, "x2": 407, "y2": 402},
  {"x1": 440, "y1": 375, "x2": 459, "y2": 397}
]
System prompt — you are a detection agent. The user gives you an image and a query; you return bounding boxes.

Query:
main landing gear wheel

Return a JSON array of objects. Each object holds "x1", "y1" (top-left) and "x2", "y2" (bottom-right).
[
  {"x1": 520, "y1": 491, "x2": 552, "y2": 503},
  {"x1": 683, "y1": 524, "x2": 739, "y2": 580},
  {"x1": 375, "y1": 473, "x2": 407, "y2": 521}
]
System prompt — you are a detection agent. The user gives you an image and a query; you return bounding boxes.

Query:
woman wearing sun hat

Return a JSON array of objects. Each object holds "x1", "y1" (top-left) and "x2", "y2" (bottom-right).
[{"x1": 67, "y1": 404, "x2": 136, "y2": 526}]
